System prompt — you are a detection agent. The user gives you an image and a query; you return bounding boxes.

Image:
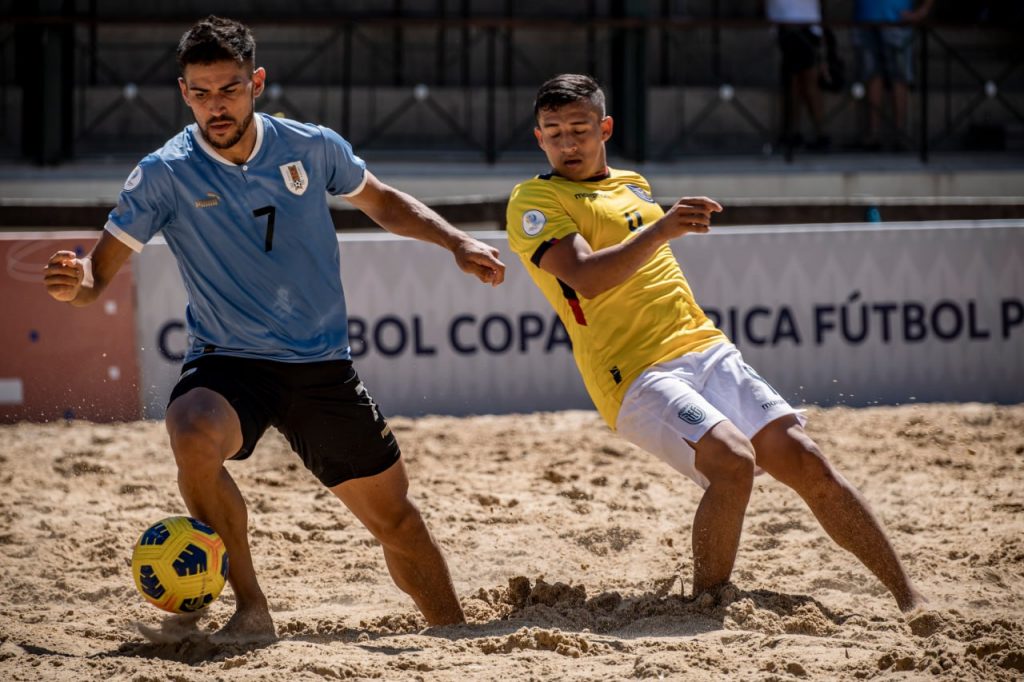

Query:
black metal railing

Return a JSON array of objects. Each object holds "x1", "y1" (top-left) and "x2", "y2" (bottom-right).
[{"x1": 1, "y1": 12, "x2": 1020, "y2": 164}]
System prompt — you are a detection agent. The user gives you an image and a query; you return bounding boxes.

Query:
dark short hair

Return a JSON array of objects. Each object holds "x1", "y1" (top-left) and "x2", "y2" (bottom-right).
[
  {"x1": 176, "y1": 15, "x2": 255, "y2": 74},
  {"x1": 533, "y1": 74, "x2": 606, "y2": 119}
]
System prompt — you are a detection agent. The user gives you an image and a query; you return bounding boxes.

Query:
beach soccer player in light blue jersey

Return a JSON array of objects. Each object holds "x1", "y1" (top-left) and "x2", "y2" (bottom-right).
[
  {"x1": 44, "y1": 15, "x2": 505, "y2": 644},
  {"x1": 106, "y1": 113, "x2": 371, "y2": 363}
]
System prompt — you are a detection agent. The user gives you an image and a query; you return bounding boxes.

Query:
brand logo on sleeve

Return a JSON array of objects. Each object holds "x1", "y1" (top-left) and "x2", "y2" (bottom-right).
[
  {"x1": 124, "y1": 166, "x2": 143, "y2": 192},
  {"x1": 522, "y1": 209, "x2": 547, "y2": 237},
  {"x1": 279, "y1": 161, "x2": 308, "y2": 195},
  {"x1": 626, "y1": 184, "x2": 655, "y2": 203}
]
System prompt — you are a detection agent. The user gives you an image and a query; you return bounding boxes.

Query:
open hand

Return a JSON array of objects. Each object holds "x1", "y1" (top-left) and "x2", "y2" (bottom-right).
[{"x1": 659, "y1": 196, "x2": 723, "y2": 239}]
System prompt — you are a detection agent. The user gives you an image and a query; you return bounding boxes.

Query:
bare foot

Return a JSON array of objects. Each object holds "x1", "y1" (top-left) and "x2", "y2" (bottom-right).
[
  {"x1": 688, "y1": 581, "x2": 737, "y2": 608},
  {"x1": 417, "y1": 622, "x2": 465, "y2": 637},
  {"x1": 209, "y1": 605, "x2": 277, "y2": 645},
  {"x1": 906, "y1": 607, "x2": 945, "y2": 637},
  {"x1": 898, "y1": 588, "x2": 930, "y2": 614},
  {"x1": 902, "y1": 592, "x2": 946, "y2": 638},
  {"x1": 136, "y1": 610, "x2": 205, "y2": 643}
]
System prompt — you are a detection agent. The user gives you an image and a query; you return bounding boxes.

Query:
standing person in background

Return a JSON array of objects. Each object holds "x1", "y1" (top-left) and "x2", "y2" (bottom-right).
[
  {"x1": 766, "y1": 0, "x2": 831, "y2": 152},
  {"x1": 507, "y1": 73, "x2": 928, "y2": 615},
  {"x1": 853, "y1": 0, "x2": 935, "y2": 150},
  {"x1": 44, "y1": 15, "x2": 505, "y2": 643}
]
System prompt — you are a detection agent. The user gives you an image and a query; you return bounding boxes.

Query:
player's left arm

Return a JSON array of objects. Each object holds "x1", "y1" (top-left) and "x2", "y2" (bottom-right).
[
  {"x1": 535, "y1": 196, "x2": 721, "y2": 299},
  {"x1": 345, "y1": 171, "x2": 505, "y2": 287}
]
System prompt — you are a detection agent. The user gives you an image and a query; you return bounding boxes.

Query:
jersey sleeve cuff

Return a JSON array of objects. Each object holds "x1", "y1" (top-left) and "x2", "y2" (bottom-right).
[
  {"x1": 530, "y1": 238, "x2": 559, "y2": 267},
  {"x1": 104, "y1": 221, "x2": 146, "y2": 253},
  {"x1": 340, "y1": 170, "x2": 368, "y2": 198}
]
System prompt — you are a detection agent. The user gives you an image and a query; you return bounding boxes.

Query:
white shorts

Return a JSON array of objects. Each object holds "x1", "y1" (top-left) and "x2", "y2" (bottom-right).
[{"x1": 615, "y1": 343, "x2": 806, "y2": 489}]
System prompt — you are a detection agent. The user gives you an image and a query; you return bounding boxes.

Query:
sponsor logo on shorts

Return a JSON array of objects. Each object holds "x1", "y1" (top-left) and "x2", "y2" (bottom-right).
[
  {"x1": 743, "y1": 363, "x2": 781, "y2": 397},
  {"x1": 678, "y1": 404, "x2": 706, "y2": 425},
  {"x1": 761, "y1": 399, "x2": 786, "y2": 411},
  {"x1": 175, "y1": 367, "x2": 198, "y2": 385},
  {"x1": 355, "y1": 381, "x2": 383, "y2": 422}
]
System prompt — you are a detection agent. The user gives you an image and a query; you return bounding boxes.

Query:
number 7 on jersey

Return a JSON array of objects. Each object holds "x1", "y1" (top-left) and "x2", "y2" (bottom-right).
[{"x1": 253, "y1": 205, "x2": 276, "y2": 252}]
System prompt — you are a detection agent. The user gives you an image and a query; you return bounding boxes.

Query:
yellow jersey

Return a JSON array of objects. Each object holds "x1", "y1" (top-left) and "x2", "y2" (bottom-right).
[{"x1": 507, "y1": 168, "x2": 727, "y2": 428}]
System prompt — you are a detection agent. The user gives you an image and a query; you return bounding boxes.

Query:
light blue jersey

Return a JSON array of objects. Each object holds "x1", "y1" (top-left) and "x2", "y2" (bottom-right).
[{"x1": 106, "y1": 113, "x2": 367, "y2": 363}]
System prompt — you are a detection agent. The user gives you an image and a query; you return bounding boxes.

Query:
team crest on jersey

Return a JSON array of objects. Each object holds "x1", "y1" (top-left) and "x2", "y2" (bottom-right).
[
  {"x1": 521, "y1": 209, "x2": 547, "y2": 237},
  {"x1": 626, "y1": 184, "x2": 655, "y2": 203},
  {"x1": 123, "y1": 165, "x2": 143, "y2": 192},
  {"x1": 279, "y1": 161, "x2": 308, "y2": 195}
]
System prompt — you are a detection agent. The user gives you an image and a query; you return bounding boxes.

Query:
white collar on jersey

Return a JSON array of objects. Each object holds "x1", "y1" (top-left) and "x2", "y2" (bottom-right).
[{"x1": 192, "y1": 112, "x2": 265, "y2": 166}]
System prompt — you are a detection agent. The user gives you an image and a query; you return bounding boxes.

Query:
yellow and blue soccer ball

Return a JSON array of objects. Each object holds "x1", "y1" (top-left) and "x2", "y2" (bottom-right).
[{"x1": 131, "y1": 516, "x2": 229, "y2": 613}]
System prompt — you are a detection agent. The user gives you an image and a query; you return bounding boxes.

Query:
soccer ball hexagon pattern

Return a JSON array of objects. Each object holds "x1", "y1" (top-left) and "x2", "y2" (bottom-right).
[{"x1": 131, "y1": 516, "x2": 229, "y2": 613}]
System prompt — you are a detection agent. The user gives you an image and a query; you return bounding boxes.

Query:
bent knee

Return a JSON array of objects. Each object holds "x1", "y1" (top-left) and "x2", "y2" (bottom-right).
[
  {"x1": 768, "y1": 436, "x2": 837, "y2": 492},
  {"x1": 364, "y1": 500, "x2": 426, "y2": 546},
  {"x1": 794, "y1": 445, "x2": 839, "y2": 492},
  {"x1": 166, "y1": 390, "x2": 241, "y2": 466},
  {"x1": 695, "y1": 426, "x2": 756, "y2": 488}
]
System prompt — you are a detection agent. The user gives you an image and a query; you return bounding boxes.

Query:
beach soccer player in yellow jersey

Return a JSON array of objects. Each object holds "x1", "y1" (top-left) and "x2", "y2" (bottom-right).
[{"x1": 506, "y1": 73, "x2": 927, "y2": 614}]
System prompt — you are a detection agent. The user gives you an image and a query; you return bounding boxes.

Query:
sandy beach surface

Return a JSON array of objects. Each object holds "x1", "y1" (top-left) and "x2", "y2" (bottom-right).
[{"x1": 1, "y1": 403, "x2": 1022, "y2": 680}]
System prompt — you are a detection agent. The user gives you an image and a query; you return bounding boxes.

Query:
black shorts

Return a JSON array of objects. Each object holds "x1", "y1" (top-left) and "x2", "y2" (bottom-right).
[
  {"x1": 167, "y1": 355, "x2": 401, "y2": 487},
  {"x1": 777, "y1": 25, "x2": 821, "y2": 76}
]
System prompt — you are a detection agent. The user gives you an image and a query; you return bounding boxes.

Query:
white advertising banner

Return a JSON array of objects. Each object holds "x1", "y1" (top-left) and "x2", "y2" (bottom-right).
[{"x1": 134, "y1": 220, "x2": 1024, "y2": 419}]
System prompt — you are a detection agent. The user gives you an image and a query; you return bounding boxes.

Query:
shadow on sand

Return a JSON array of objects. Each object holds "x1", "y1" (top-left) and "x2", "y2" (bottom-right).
[{"x1": 93, "y1": 577, "x2": 852, "y2": 664}]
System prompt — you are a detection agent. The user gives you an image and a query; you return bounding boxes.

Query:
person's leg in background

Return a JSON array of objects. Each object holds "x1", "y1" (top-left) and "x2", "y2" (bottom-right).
[
  {"x1": 883, "y1": 26, "x2": 917, "y2": 149},
  {"x1": 857, "y1": 27, "x2": 886, "y2": 149}
]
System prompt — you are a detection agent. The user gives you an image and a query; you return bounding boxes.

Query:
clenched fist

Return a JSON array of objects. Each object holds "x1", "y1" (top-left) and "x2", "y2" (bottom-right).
[{"x1": 44, "y1": 250, "x2": 87, "y2": 302}]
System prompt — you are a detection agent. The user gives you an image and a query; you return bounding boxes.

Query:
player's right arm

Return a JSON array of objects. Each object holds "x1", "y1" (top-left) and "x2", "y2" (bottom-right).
[
  {"x1": 45, "y1": 155, "x2": 171, "y2": 307},
  {"x1": 44, "y1": 231, "x2": 134, "y2": 307},
  {"x1": 536, "y1": 196, "x2": 723, "y2": 299}
]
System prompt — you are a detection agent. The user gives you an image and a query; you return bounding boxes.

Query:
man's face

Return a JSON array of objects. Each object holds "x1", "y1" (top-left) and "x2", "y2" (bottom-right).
[
  {"x1": 178, "y1": 60, "x2": 265, "y2": 153},
  {"x1": 534, "y1": 100, "x2": 613, "y2": 182}
]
